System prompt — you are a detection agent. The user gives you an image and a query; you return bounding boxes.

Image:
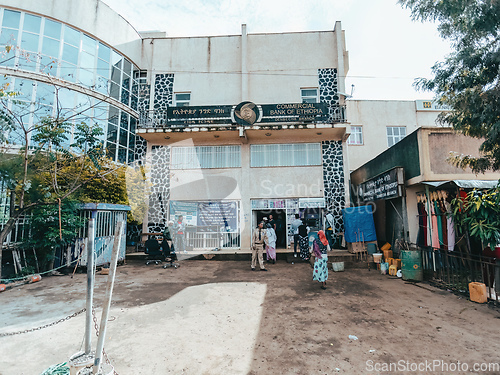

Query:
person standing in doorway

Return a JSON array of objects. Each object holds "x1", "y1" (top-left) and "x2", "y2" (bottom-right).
[
  {"x1": 175, "y1": 215, "x2": 186, "y2": 253},
  {"x1": 324, "y1": 210, "x2": 335, "y2": 250},
  {"x1": 265, "y1": 220, "x2": 277, "y2": 264},
  {"x1": 268, "y1": 214, "x2": 277, "y2": 247},
  {"x1": 251, "y1": 221, "x2": 268, "y2": 271},
  {"x1": 290, "y1": 214, "x2": 302, "y2": 258}
]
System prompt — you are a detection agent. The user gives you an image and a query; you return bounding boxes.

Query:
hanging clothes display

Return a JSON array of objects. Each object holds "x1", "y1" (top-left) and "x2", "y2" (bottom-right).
[
  {"x1": 416, "y1": 196, "x2": 428, "y2": 247},
  {"x1": 444, "y1": 198, "x2": 456, "y2": 251},
  {"x1": 438, "y1": 196, "x2": 448, "y2": 250},
  {"x1": 430, "y1": 198, "x2": 440, "y2": 249}
]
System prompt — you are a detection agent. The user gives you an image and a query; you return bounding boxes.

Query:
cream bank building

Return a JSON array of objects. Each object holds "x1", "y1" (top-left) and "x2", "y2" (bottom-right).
[
  {"x1": 0, "y1": 0, "x2": 350, "y2": 252},
  {"x1": 137, "y1": 24, "x2": 350, "y2": 251}
]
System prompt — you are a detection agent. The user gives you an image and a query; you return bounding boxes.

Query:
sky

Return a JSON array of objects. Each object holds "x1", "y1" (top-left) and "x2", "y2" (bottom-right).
[{"x1": 102, "y1": 0, "x2": 451, "y2": 101}]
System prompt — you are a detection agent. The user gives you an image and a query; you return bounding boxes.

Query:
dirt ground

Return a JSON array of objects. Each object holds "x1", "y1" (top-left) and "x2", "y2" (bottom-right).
[{"x1": 1, "y1": 258, "x2": 500, "y2": 374}]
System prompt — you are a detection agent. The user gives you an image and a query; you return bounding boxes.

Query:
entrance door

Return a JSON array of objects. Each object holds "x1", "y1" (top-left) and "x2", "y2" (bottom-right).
[{"x1": 254, "y1": 209, "x2": 287, "y2": 248}]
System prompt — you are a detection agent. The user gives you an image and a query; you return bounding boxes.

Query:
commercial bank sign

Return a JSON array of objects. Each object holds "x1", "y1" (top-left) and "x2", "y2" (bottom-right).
[
  {"x1": 357, "y1": 167, "x2": 405, "y2": 203},
  {"x1": 167, "y1": 101, "x2": 328, "y2": 126}
]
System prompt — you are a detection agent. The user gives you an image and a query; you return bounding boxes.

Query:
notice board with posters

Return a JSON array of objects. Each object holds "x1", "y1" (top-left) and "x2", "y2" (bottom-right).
[{"x1": 342, "y1": 205, "x2": 377, "y2": 243}]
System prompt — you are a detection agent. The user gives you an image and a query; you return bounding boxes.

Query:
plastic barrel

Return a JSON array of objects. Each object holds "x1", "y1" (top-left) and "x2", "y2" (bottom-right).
[{"x1": 400, "y1": 250, "x2": 423, "y2": 281}]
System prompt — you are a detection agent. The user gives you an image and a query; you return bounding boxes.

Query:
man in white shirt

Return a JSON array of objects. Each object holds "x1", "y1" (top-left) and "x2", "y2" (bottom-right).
[{"x1": 290, "y1": 213, "x2": 303, "y2": 257}]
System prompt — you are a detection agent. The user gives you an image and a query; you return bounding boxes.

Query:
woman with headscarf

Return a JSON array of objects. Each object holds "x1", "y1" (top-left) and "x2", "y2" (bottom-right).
[
  {"x1": 298, "y1": 220, "x2": 310, "y2": 261},
  {"x1": 265, "y1": 221, "x2": 277, "y2": 264},
  {"x1": 312, "y1": 230, "x2": 329, "y2": 290}
]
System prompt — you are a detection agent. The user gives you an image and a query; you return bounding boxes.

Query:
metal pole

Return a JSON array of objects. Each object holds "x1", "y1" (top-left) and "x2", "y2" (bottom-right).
[
  {"x1": 85, "y1": 211, "x2": 96, "y2": 354},
  {"x1": 93, "y1": 221, "x2": 123, "y2": 374}
]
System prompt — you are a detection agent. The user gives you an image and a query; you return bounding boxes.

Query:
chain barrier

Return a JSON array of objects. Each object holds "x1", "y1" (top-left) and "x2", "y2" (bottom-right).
[
  {"x1": 92, "y1": 307, "x2": 119, "y2": 375},
  {"x1": 0, "y1": 308, "x2": 86, "y2": 337}
]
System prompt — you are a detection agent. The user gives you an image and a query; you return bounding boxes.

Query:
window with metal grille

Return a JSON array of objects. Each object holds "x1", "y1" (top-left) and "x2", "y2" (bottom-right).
[
  {"x1": 171, "y1": 145, "x2": 241, "y2": 169},
  {"x1": 250, "y1": 143, "x2": 321, "y2": 167}
]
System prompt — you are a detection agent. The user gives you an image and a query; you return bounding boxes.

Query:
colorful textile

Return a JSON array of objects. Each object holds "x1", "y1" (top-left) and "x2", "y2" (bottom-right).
[
  {"x1": 318, "y1": 230, "x2": 329, "y2": 247},
  {"x1": 313, "y1": 255, "x2": 328, "y2": 282},
  {"x1": 266, "y1": 245, "x2": 276, "y2": 261},
  {"x1": 430, "y1": 202, "x2": 440, "y2": 249},
  {"x1": 299, "y1": 235, "x2": 309, "y2": 260}
]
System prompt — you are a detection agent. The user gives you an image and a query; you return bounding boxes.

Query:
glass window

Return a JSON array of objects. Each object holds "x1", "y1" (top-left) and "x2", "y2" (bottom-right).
[
  {"x1": 128, "y1": 131, "x2": 135, "y2": 149},
  {"x1": 82, "y1": 34, "x2": 96, "y2": 54},
  {"x1": 96, "y1": 76, "x2": 109, "y2": 95},
  {"x1": 59, "y1": 61, "x2": 76, "y2": 82},
  {"x1": 301, "y1": 88, "x2": 318, "y2": 103},
  {"x1": 20, "y1": 31, "x2": 39, "y2": 52},
  {"x1": 79, "y1": 68, "x2": 94, "y2": 87},
  {"x1": 118, "y1": 146, "x2": 127, "y2": 163},
  {"x1": 63, "y1": 25, "x2": 80, "y2": 47},
  {"x1": 43, "y1": 19, "x2": 61, "y2": 39},
  {"x1": 110, "y1": 66, "x2": 121, "y2": 85},
  {"x1": 121, "y1": 89, "x2": 129, "y2": 106},
  {"x1": 174, "y1": 92, "x2": 190, "y2": 107},
  {"x1": 171, "y1": 145, "x2": 241, "y2": 169},
  {"x1": 80, "y1": 51, "x2": 94, "y2": 69},
  {"x1": 57, "y1": 87, "x2": 75, "y2": 109},
  {"x1": 250, "y1": 143, "x2": 321, "y2": 167},
  {"x1": 108, "y1": 106, "x2": 119, "y2": 125},
  {"x1": 110, "y1": 50, "x2": 121, "y2": 69},
  {"x1": 23, "y1": 14, "x2": 41, "y2": 34},
  {"x1": 348, "y1": 126, "x2": 363, "y2": 145},
  {"x1": 387, "y1": 126, "x2": 407, "y2": 147},
  {"x1": 40, "y1": 54, "x2": 57, "y2": 74},
  {"x1": 107, "y1": 124, "x2": 117, "y2": 143},
  {"x1": 14, "y1": 78, "x2": 33, "y2": 101},
  {"x1": 120, "y1": 112, "x2": 128, "y2": 129},
  {"x1": 98, "y1": 42, "x2": 110, "y2": 62},
  {"x1": 123, "y1": 59, "x2": 132, "y2": 76},
  {"x1": 2, "y1": 10, "x2": 21, "y2": 29},
  {"x1": 106, "y1": 142, "x2": 116, "y2": 159},
  {"x1": 62, "y1": 43, "x2": 78, "y2": 64},
  {"x1": 0, "y1": 28, "x2": 18, "y2": 46},
  {"x1": 42, "y1": 37, "x2": 59, "y2": 57},
  {"x1": 109, "y1": 82, "x2": 120, "y2": 100},
  {"x1": 129, "y1": 117, "x2": 137, "y2": 133},
  {"x1": 36, "y1": 82, "x2": 55, "y2": 106},
  {"x1": 119, "y1": 128, "x2": 127, "y2": 146},
  {"x1": 96, "y1": 58, "x2": 110, "y2": 78}
]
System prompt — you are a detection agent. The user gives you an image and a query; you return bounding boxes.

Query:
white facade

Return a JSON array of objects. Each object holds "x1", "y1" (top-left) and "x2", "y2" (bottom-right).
[
  {"x1": 137, "y1": 24, "x2": 350, "y2": 251},
  {"x1": 346, "y1": 99, "x2": 445, "y2": 171}
]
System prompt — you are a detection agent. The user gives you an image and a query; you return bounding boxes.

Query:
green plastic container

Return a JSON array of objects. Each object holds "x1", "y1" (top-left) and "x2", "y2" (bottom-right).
[{"x1": 400, "y1": 250, "x2": 423, "y2": 281}]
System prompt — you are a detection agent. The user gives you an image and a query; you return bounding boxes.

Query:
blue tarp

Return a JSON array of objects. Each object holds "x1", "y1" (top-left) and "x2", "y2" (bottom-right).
[{"x1": 342, "y1": 206, "x2": 377, "y2": 243}]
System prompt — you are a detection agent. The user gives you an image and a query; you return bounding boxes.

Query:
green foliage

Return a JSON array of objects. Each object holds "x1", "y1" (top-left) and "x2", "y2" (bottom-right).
[
  {"x1": 450, "y1": 186, "x2": 500, "y2": 249},
  {"x1": 23, "y1": 200, "x2": 85, "y2": 270},
  {"x1": 399, "y1": 0, "x2": 500, "y2": 173},
  {"x1": 76, "y1": 165, "x2": 129, "y2": 205}
]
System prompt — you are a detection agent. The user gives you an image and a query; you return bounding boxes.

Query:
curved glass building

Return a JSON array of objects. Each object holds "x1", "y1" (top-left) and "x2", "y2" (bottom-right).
[{"x1": 0, "y1": 1, "x2": 141, "y2": 163}]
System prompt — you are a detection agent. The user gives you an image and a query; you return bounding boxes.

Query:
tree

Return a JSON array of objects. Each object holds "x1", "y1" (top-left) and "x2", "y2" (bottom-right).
[
  {"x1": 399, "y1": 0, "x2": 500, "y2": 173},
  {"x1": 0, "y1": 57, "x2": 124, "y2": 278}
]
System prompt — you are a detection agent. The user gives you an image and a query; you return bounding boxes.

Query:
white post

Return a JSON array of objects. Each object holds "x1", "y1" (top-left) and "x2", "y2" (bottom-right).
[
  {"x1": 84, "y1": 212, "x2": 96, "y2": 354},
  {"x1": 93, "y1": 220, "x2": 123, "y2": 374}
]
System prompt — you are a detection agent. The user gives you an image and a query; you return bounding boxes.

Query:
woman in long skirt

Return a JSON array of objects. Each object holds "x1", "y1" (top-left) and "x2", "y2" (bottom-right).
[
  {"x1": 298, "y1": 220, "x2": 310, "y2": 260},
  {"x1": 312, "y1": 230, "x2": 329, "y2": 289},
  {"x1": 265, "y1": 224, "x2": 277, "y2": 263}
]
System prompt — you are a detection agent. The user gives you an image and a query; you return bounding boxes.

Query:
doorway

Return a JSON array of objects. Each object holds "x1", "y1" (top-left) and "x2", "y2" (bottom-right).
[{"x1": 254, "y1": 209, "x2": 287, "y2": 248}]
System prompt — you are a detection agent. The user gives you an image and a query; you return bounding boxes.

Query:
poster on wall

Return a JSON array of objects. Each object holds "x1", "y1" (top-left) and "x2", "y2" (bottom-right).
[
  {"x1": 197, "y1": 201, "x2": 238, "y2": 231},
  {"x1": 169, "y1": 201, "x2": 198, "y2": 226}
]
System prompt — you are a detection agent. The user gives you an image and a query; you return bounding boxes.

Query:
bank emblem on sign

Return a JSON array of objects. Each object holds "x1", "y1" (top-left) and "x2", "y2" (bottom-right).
[{"x1": 233, "y1": 101, "x2": 262, "y2": 125}]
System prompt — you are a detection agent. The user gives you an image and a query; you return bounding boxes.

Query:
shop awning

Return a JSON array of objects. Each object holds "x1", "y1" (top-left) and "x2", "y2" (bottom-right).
[{"x1": 420, "y1": 180, "x2": 499, "y2": 189}]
